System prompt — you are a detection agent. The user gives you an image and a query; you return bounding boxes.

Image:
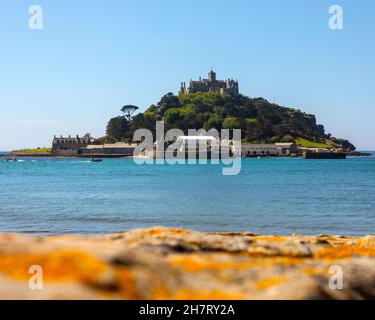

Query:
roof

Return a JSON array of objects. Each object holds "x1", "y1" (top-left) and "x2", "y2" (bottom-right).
[
  {"x1": 103, "y1": 143, "x2": 137, "y2": 148},
  {"x1": 177, "y1": 136, "x2": 218, "y2": 141},
  {"x1": 86, "y1": 143, "x2": 136, "y2": 149},
  {"x1": 241, "y1": 144, "x2": 278, "y2": 148},
  {"x1": 53, "y1": 136, "x2": 90, "y2": 143},
  {"x1": 275, "y1": 142, "x2": 296, "y2": 146}
]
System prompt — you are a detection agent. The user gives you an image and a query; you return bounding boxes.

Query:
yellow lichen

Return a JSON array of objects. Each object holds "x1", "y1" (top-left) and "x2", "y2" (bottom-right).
[
  {"x1": 270, "y1": 256, "x2": 306, "y2": 266},
  {"x1": 168, "y1": 254, "x2": 255, "y2": 272},
  {"x1": 357, "y1": 236, "x2": 375, "y2": 249},
  {"x1": 315, "y1": 245, "x2": 375, "y2": 259},
  {"x1": 116, "y1": 267, "x2": 141, "y2": 299},
  {"x1": 150, "y1": 285, "x2": 173, "y2": 300},
  {"x1": 302, "y1": 267, "x2": 326, "y2": 276},
  {"x1": 134, "y1": 228, "x2": 189, "y2": 236},
  {"x1": 0, "y1": 250, "x2": 107, "y2": 283},
  {"x1": 252, "y1": 236, "x2": 288, "y2": 243},
  {"x1": 255, "y1": 276, "x2": 287, "y2": 290}
]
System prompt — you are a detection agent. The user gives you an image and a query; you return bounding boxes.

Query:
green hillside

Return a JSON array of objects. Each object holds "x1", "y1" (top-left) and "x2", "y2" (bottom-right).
[{"x1": 103, "y1": 92, "x2": 355, "y2": 151}]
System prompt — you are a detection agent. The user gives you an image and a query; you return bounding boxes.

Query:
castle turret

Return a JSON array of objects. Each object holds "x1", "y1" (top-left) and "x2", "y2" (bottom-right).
[
  {"x1": 208, "y1": 70, "x2": 216, "y2": 82},
  {"x1": 179, "y1": 82, "x2": 187, "y2": 95}
]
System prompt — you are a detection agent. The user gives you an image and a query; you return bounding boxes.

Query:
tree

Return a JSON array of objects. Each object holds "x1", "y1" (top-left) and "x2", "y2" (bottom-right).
[
  {"x1": 83, "y1": 133, "x2": 93, "y2": 140},
  {"x1": 223, "y1": 117, "x2": 241, "y2": 130},
  {"x1": 241, "y1": 101, "x2": 257, "y2": 118},
  {"x1": 205, "y1": 114, "x2": 223, "y2": 131},
  {"x1": 121, "y1": 105, "x2": 139, "y2": 121},
  {"x1": 157, "y1": 93, "x2": 180, "y2": 113},
  {"x1": 281, "y1": 135, "x2": 294, "y2": 142},
  {"x1": 223, "y1": 102, "x2": 238, "y2": 117},
  {"x1": 129, "y1": 113, "x2": 156, "y2": 139},
  {"x1": 164, "y1": 108, "x2": 182, "y2": 124},
  {"x1": 106, "y1": 116, "x2": 128, "y2": 140},
  {"x1": 273, "y1": 124, "x2": 289, "y2": 137},
  {"x1": 104, "y1": 92, "x2": 354, "y2": 150}
]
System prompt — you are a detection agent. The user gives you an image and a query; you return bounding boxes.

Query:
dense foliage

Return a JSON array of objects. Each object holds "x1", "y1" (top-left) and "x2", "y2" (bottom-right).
[{"x1": 104, "y1": 92, "x2": 355, "y2": 150}]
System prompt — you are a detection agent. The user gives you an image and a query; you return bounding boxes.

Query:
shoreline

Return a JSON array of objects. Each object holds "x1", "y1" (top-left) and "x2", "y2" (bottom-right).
[
  {"x1": 0, "y1": 151, "x2": 372, "y2": 159},
  {"x1": 1, "y1": 227, "x2": 375, "y2": 299},
  {"x1": 1, "y1": 228, "x2": 373, "y2": 238}
]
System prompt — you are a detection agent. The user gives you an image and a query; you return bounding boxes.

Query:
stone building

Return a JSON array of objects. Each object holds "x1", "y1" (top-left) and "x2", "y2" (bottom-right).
[
  {"x1": 239, "y1": 142, "x2": 299, "y2": 157},
  {"x1": 80, "y1": 143, "x2": 136, "y2": 158},
  {"x1": 52, "y1": 135, "x2": 91, "y2": 156},
  {"x1": 275, "y1": 142, "x2": 299, "y2": 155},
  {"x1": 240, "y1": 144, "x2": 279, "y2": 157},
  {"x1": 179, "y1": 70, "x2": 239, "y2": 96}
]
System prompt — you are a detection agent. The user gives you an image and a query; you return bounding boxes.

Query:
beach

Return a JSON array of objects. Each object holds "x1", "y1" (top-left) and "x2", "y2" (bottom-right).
[{"x1": 1, "y1": 227, "x2": 375, "y2": 299}]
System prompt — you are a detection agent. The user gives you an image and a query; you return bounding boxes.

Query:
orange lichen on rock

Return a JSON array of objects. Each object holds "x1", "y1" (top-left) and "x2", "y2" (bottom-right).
[
  {"x1": 168, "y1": 254, "x2": 255, "y2": 272},
  {"x1": 315, "y1": 245, "x2": 375, "y2": 259},
  {"x1": 150, "y1": 284, "x2": 174, "y2": 300},
  {"x1": 263, "y1": 256, "x2": 306, "y2": 266},
  {"x1": 1, "y1": 228, "x2": 375, "y2": 299},
  {"x1": 0, "y1": 250, "x2": 107, "y2": 283},
  {"x1": 302, "y1": 266, "x2": 326, "y2": 276},
  {"x1": 252, "y1": 236, "x2": 288, "y2": 243},
  {"x1": 357, "y1": 235, "x2": 375, "y2": 249},
  {"x1": 255, "y1": 276, "x2": 287, "y2": 290},
  {"x1": 135, "y1": 227, "x2": 189, "y2": 236},
  {"x1": 116, "y1": 267, "x2": 142, "y2": 299}
]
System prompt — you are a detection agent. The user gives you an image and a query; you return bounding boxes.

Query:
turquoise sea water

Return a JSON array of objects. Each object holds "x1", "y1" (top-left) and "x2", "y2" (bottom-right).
[{"x1": 0, "y1": 154, "x2": 375, "y2": 236}]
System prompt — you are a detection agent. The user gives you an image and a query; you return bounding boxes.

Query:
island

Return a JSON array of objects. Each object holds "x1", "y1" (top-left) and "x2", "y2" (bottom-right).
[{"x1": 7, "y1": 70, "x2": 369, "y2": 158}]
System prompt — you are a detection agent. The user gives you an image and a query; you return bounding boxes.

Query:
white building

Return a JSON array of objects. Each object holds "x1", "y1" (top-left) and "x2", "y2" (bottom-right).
[{"x1": 175, "y1": 136, "x2": 219, "y2": 152}]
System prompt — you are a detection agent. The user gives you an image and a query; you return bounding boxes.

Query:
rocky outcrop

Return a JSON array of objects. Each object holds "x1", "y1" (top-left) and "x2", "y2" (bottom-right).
[{"x1": 1, "y1": 228, "x2": 375, "y2": 299}]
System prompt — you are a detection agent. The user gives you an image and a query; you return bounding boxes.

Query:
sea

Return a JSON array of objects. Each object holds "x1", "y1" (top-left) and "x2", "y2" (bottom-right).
[{"x1": 1, "y1": 152, "x2": 375, "y2": 236}]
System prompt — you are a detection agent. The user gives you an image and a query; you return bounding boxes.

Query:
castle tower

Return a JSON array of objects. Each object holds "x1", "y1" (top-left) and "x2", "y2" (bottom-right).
[
  {"x1": 179, "y1": 82, "x2": 186, "y2": 95},
  {"x1": 208, "y1": 69, "x2": 216, "y2": 82}
]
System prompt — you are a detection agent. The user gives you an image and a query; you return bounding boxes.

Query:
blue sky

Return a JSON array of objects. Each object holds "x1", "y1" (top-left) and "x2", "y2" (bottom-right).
[{"x1": 0, "y1": 0, "x2": 374, "y2": 150}]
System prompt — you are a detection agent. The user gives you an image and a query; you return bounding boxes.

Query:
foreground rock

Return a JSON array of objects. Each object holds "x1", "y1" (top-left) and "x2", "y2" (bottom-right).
[{"x1": 1, "y1": 228, "x2": 375, "y2": 299}]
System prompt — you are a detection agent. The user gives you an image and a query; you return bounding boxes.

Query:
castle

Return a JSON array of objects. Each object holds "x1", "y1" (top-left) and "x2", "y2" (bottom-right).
[
  {"x1": 52, "y1": 135, "x2": 91, "y2": 156},
  {"x1": 179, "y1": 70, "x2": 239, "y2": 96},
  {"x1": 51, "y1": 135, "x2": 136, "y2": 157}
]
